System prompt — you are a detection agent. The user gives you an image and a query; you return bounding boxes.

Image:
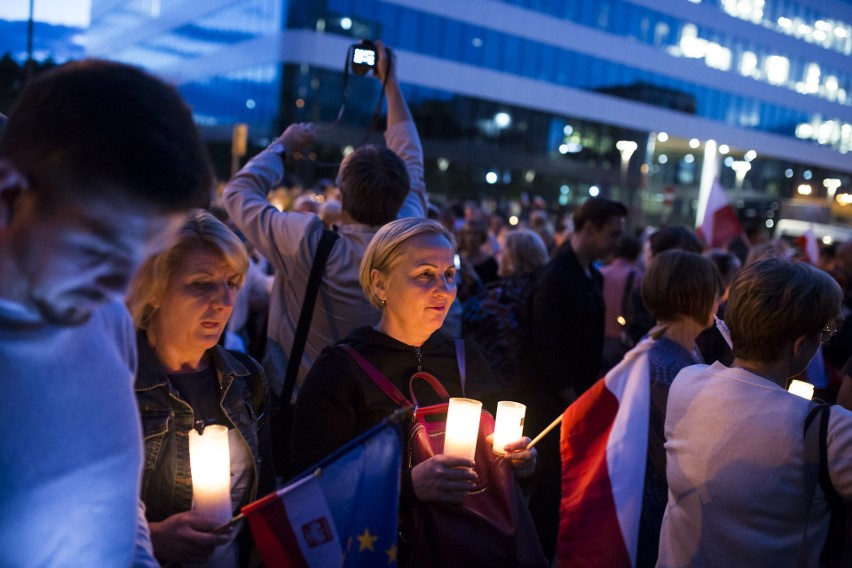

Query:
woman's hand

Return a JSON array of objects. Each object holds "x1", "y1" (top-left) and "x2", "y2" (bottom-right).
[
  {"x1": 149, "y1": 511, "x2": 233, "y2": 565},
  {"x1": 487, "y1": 434, "x2": 537, "y2": 478},
  {"x1": 411, "y1": 454, "x2": 477, "y2": 504}
]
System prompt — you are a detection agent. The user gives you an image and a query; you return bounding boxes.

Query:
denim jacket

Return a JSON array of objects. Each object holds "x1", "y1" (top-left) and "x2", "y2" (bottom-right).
[{"x1": 134, "y1": 332, "x2": 273, "y2": 523}]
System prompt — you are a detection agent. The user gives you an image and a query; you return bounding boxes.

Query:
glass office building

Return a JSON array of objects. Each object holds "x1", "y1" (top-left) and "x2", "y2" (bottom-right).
[{"x1": 87, "y1": 0, "x2": 852, "y2": 229}]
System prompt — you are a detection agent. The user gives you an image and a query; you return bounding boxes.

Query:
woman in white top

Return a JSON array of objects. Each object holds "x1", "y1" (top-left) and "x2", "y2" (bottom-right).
[{"x1": 658, "y1": 256, "x2": 852, "y2": 567}]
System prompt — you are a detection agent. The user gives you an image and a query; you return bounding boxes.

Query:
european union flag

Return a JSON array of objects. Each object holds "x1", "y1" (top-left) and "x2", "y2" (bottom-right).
[{"x1": 242, "y1": 417, "x2": 402, "y2": 567}]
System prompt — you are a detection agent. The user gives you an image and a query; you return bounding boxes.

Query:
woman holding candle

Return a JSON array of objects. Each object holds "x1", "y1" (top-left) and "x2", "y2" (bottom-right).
[
  {"x1": 657, "y1": 257, "x2": 852, "y2": 567},
  {"x1": 126, "y1": 210, "x2": 273, "y2": 566},
  {"x1": 291, "y1": 217, "x2": 537, "y2": 559}
]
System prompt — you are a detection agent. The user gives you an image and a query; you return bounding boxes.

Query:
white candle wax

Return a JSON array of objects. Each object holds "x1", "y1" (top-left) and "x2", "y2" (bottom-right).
[
  {"x1": 443, "y1": 398, "x2": 482, "y2": 461},
  {"x1": 788, "y1": 379, "x2": 815, "y2": 400},
  {"x1": 188, "y1": 424, "x2": 232, "y2": 524},
  {"x1": 492, "y1": 401, "x2": 526, "y2": 456}
]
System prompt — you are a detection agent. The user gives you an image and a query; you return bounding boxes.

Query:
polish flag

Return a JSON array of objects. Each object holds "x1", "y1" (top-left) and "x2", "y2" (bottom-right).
[
  {"x1": 557, "y1": 339, "x2": 653, "y2": 568},
  {"x1": 696, "y1": 178, "x2": 743, "y2": 248},
  {"x1": 243, "y1": 472, "x2": 342, "y2": 567},
  {"x1": 794, "y1": 226, "x2": 819, "y2": 264},
  {"x1": 242, "y1": 421, "x2": 401, "y2": 567}
]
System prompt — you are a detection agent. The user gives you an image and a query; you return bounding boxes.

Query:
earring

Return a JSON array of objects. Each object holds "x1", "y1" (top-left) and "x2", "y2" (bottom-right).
[{"x1": 380, "y1": 298, "x2": 387, "y2": 306}]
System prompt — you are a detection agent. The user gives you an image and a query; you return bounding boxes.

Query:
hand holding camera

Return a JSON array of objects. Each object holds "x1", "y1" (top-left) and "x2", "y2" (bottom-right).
[{"x1": 350, "y1": 39, "x2": 395, "y2": 84}]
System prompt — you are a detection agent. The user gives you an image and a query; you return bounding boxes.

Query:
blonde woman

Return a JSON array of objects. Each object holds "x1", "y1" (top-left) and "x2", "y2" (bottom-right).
[
  {"x1": 126, "y1": 210, "x2": 273, "y2": 567},
  {"x1": 292, "y1": 217, "x2": 538, "y2": 565}
]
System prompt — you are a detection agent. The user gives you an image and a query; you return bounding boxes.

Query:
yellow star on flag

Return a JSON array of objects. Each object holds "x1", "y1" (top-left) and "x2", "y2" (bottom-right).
[
  {"x1": 386, "y1": 543, "x2": 398, "y2": 564},
  {"x1": 357, "y1": 528, "x2": 379, "y2": 552}
]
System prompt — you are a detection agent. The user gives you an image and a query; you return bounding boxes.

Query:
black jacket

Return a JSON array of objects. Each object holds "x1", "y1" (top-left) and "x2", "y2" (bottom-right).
[
  {"x1": 524, "y1": 243, "x2": 605, "y2": 409},
  {"x1": 291, "y1": 326, "x2": 500, "y2": 496}
]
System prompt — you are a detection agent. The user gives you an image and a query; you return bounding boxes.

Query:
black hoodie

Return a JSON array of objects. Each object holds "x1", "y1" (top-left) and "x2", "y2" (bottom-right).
[{"x1": 290, "y1": 326, "x2": 500, "y2": 495}]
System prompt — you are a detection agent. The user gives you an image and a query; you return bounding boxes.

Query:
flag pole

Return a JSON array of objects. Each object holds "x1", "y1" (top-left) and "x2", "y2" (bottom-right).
[
  {"x1": 526, "y1": 413, "x2": 563, "y2": 450},
  {"x1": 216, "y1": 405, "x2": 413, "y2": 531}
]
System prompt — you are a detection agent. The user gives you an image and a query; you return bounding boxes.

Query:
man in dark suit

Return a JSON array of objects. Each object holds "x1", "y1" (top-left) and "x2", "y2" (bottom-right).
[{"x1": 522, "y1": 197, "x2": 627, "y2": 560}]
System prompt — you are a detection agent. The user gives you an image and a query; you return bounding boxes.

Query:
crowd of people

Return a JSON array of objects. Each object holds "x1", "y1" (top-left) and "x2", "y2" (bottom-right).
[{"x1": 1, "y1": 43, "x2": 851, "y2": 568}]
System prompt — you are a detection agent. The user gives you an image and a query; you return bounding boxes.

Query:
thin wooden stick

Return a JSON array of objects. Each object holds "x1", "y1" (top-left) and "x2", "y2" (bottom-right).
[
  {"x1": 526, "y1": 413, "x2": 563, "y2": 450},
  {"x1": 214, "y1": 514, "x2": 244, "y2": 533}
]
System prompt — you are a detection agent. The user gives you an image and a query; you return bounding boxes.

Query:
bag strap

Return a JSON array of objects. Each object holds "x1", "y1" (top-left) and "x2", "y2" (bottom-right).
[
  {"x1": 455, "y1": 338, "x2": 466, "y2": 396},
  {"x1": 817, "y1": 403, "x2": 841, "y2": 504},
  {"x1": 282, "y1": 227, "x2": 339, "y2": 402},
  {"x1": 408, "y1": 372, "x2": 451, "y2": 407},
  {"x1": 815, "y1": 402, "x2": 848, "y2": 567},
  {"x1": 341, "y1": 343, "x2": 459, "y2": 409},
  {"x1": 339, "y1": 344, "x2": 412, "y2": 408},
  {"x1": 799, "y1": 402, "x2": 828, "y2": 568}
]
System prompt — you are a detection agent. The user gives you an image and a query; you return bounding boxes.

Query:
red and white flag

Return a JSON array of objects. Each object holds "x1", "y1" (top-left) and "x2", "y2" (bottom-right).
[
  {"x1": 696, "y1": 177, "x2": 743, "y2": 248},
  {"x1": 557, "y1": 339, "x2": 653, "y2": 568},
  {"x1": 241, "y1": 420, "x2": 401, "y2": 567},
  {"x1": 794, "y1": 226, "x2": 819, "y2": 264},
  {"x1": 243, "y1": 472, "x2": 341, "y2": 567}
]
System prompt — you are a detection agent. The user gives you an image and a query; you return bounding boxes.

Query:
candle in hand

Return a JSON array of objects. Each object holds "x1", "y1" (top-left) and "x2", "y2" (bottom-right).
[
  {"x1": 788, "y1": 379, "x2": 814, "y2": 400},
  {"x1": 493, "y1": 401, "x2": 526, "y2": 456},
  {"x1": 188, "y1": 424, "x2": 232, "y2": 524},
  {"x1": 443, "y1": 398, "x2": 482, "y2": 461}
]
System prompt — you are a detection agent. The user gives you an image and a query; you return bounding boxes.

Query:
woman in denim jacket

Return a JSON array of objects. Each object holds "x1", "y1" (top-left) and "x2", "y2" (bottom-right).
[{"x1": 127, "y1": 210, "x2": 273, "y2": 567}]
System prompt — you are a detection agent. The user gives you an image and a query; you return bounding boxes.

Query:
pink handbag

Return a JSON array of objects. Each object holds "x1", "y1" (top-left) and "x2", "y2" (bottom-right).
[{"x1": 341, "y1": 344, "x2": 547, "y2": 567}]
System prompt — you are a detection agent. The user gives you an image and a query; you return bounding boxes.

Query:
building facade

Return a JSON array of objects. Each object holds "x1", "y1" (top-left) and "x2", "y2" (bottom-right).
[{"x1": 87, "y1": 0, "x2": 852, "y2": 231}]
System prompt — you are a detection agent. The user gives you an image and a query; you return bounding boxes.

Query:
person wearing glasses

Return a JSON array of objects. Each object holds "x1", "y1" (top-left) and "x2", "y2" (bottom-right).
[{"x1": 657, "y1": 256, "x2": 852, "y2": 567}]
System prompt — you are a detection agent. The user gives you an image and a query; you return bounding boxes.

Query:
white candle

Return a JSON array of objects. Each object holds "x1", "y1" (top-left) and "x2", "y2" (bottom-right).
[
  {"x1": 188, "y1": 424, "x2": 232, "y2": 524},
  {"x1": 788, "y1": 379, "x2": 815, "y2": 400},
  {"x1": 492, "y1": 401, "x2": 526, "y2": 456},
  {"x1": 443, "y1": 398, "x2": 482, "y2": 461}
]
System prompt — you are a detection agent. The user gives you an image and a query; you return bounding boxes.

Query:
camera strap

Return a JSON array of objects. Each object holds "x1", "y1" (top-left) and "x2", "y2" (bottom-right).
[
  {"x1": 332, "y1": 44, "x2": 391, "y2": 138},
  {"x1": 303, "y1": 44, "x2": 392, "y2": 169}
]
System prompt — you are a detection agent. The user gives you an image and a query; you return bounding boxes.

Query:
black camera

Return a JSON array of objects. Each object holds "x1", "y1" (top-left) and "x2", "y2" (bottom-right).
[{"x1": 350, "y1": 39, "x2": 378, "y2": 76}]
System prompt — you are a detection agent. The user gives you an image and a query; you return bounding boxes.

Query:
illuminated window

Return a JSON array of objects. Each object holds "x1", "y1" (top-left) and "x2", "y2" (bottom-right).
[
  {"x1": 678, "y1": 24, "x2": 707, "y2": 59},
  {"x1": 722, "y1": 0, "x2": 763, "y2": 24},
  {"x1": 764, "y1": 55, "x2": 789, "y2": 85},
  {"x1": 705, "y1": 42, "x2": 731, "y2": 71},
  {"x1": 739, "y1": 51, "x2": 758, "y2": 78}
]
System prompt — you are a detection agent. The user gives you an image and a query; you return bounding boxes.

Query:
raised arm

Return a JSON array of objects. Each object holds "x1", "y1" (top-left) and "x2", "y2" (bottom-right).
[
  {"x1": 221, "y1": 123, "x2": 321, "y2": 268},
  {"x1": 375, "y1": 40, "x2": 427, "y2": 219}
]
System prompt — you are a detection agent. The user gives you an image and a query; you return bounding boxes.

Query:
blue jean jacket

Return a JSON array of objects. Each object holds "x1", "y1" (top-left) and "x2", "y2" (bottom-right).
[{"x1": 134, "y1": 332, "x2": 273, "y2": 523}]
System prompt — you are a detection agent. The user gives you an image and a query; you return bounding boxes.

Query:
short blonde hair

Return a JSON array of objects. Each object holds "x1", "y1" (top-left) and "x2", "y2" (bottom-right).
[
  {"x1": 126, "y1": 209, "x2": 249, "y2": 329},
  {"x1": 359, "y1": 218, "x2": 457, "y2": 308},
  {"x1": 500, "y1": 228, "x2": 549, "y2": 278}
]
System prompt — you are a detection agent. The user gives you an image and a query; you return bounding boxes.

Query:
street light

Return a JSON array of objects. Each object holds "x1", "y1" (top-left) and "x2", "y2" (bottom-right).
[
  {"x1": 824, "y1": 178, "x2": 842, "y2": 200},
  {"x1": 730, "y1": 160, "x2": 751, "y2": 190},
  {"x1": 616, "y1": 139, "x2": 638, "y2": 224},
  {"x1": 616, "y1": 140, "x2": 638, "y2": 181}
]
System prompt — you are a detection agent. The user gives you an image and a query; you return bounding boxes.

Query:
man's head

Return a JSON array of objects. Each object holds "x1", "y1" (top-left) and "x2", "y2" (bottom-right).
[
  {"x1": 0, "y1": 59, "x2": 212, "y2": 325},
  {"x1": 612, "y1": 234, "x2": 642, "y2": 262},
  {"x1": 648, "y1": 226, "x2": 703, "y2": 258},
  {"x1": 571, "y1": 198, "x2": 627, "y2": 263},
  {"x1": 337, "y1": 144, "x2": 410, "y2": 227}
]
